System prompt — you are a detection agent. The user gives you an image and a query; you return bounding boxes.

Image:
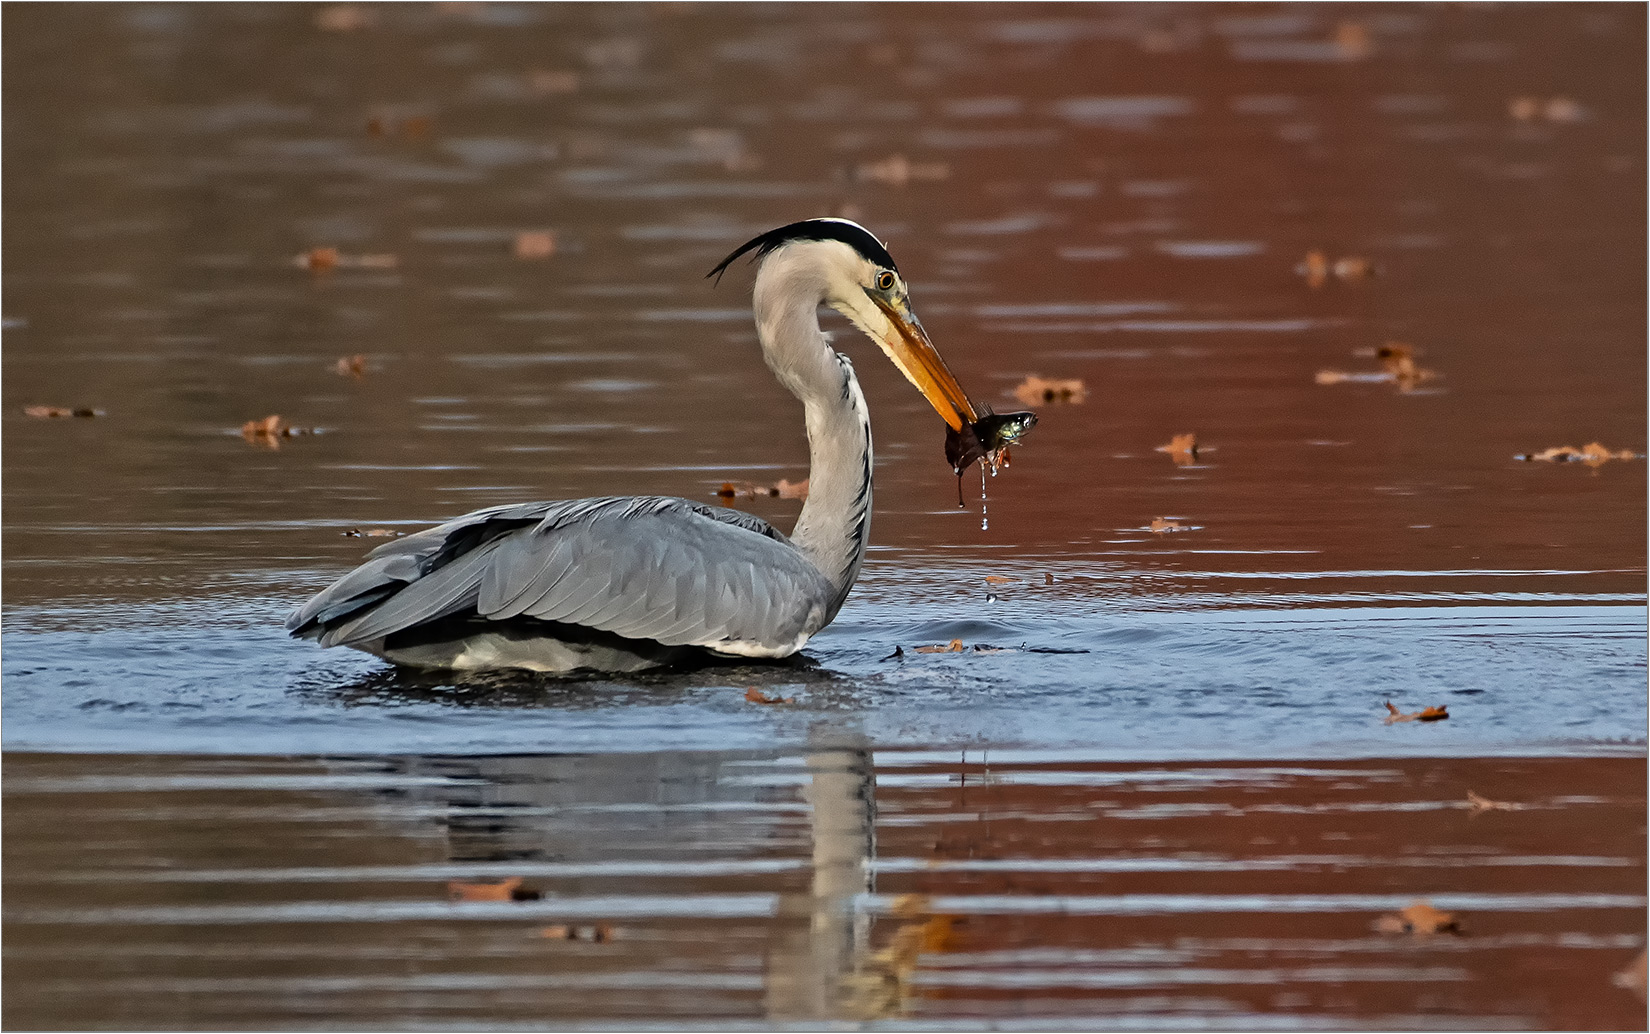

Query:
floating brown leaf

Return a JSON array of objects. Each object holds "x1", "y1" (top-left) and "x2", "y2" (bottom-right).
[
  {"x1": 1318, "y1": 341, "x2": 1437, "y2": 391},
  {"x1": 983, "y1": 575, "x2": 1018, "y2": 584},
  {"x1": 915, "y1": 639, "x2": 966, "y2": 654},
  {"x1": 744, "y1": 686, "x2": 793, "y2": 705},
  {"x1": 1148, "y1": 517, "x2": 1190, "y2": 534},
  {"x1": 297, "y1": 247, "x2": 339, "y2": 272},
  {"x1": 527, "y1": 68, "x2": 580, "y2": 94},
  {"x1": 297, "y1": 248, "x2": 396, "y2": 272},
  {"x1": 242, "y1": 414, "x2": 286, "y2": 438},
  {"x1": 1013, "y1": 375, "x2": 1087, "y2": 407},
  {"x1": 24, "y1": 405, "x2": 101, "y2": 418},
  {"x1": 856, "y1": 154, "x2": 950, "y2": 186},
  {"x1": 715, "y1": 478, "x2": 808, "y2": 501},
  {"x1": 1332, "y1": 256, "x2": 1374, "y2": 281},
  {"x1": 1466, "y1": 790, "x2": 1523, "y2": 812},
  {"x1": 447, "y1": 877, "x2": 523, "y2": 902},
  {"x1": 1614, "y1": 949, "x2": 1648, "y2": 1002},
  {"x1": 332, "y1": 354, "x2": 367, "y2": 379},
  {"x1": 539, "y1": 923, "x2": 615, "y2": 942},
  {"x1": 1517, "y1": 442, "x2": 1640, "y2": 466},
  {"x1": 1383, "y1": 700, "x2": 1449, "y2": 724},
  {"x1": 1375, "y1": 899, "x2": 1462, "y2": 937},
  {"x1": 1510, "y1": 96, "x2": 1584, "y2": 124},
  {"x1": 839, "y1": 894, "x2": 968, "y2": 1019},
  {"x1": 1156, "y1": 432, "x2": 1198, "y2": 465},
  {"x1": 1543, "y1": 96, "x2": 1583, "y2": 123},
  {"x1": 367, "y1": 115, "x2": 432, "y2": 142},
  {"x1": 1298, "y1": 249, "x2": 1330, "y2": 288},
  {"x1": 241, "y1": 415, "x2": 313, "y2": 448},
  {"x1": 315, "y1": 4, "x2": 375, "y2": 31},
  {"x1": 1333, "y1": 20, "x2": 1371, "y2": 60},
  {"x1": 1298, "y1": 250, "x2": 1375, "y2": 286},
  {"x1": 514, "y1": 231, "x2": 556, "y2": 260}
]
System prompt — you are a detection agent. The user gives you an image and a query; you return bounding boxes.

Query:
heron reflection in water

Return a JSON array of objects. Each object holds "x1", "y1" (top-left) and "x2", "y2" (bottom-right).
[{"x1": 289, "y1": 219, "x2": 1008, "y2": 673}]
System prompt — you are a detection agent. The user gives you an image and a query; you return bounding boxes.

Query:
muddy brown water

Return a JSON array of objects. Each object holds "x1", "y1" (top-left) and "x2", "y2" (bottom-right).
[{"x1": 3, "y1": 3, "x2": 1645, "y2": 1029}]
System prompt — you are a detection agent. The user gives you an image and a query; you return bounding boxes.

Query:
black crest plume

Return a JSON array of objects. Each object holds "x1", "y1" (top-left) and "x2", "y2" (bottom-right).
[{"x1": 707, "y1": 218, "x2": 898, "y2": 284}]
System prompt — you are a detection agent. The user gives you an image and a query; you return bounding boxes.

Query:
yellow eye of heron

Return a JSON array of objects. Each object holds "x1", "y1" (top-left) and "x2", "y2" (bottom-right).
[{"x1": 876, "y1": 270, "x2": 896, "y2": 291}]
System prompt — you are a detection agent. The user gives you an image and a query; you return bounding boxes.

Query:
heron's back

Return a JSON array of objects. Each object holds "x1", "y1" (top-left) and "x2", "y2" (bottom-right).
[{"x1": 288, "y1": 496, "x2": 838, "y2": 671}]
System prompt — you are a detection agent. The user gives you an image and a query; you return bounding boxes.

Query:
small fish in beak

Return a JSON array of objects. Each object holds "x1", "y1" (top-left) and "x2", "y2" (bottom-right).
[{"x1": 946, "y1": 409, "x2": 1037, "y2": 502}]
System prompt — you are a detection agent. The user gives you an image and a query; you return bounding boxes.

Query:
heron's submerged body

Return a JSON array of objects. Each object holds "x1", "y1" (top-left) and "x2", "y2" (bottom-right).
[{"x1": 288, "y1": 219, "x2": 977, "y2": 673}]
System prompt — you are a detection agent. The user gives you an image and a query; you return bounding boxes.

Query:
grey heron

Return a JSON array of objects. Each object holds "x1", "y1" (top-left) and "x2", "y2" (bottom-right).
[{"x1": 287, "y1": 218, "x2": 990, "y2": 673}]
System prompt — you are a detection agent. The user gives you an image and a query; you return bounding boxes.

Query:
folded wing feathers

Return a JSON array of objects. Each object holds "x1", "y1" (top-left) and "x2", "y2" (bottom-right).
[{"x1": 292, "y1": 496, "x2": 833, "y2": 654}]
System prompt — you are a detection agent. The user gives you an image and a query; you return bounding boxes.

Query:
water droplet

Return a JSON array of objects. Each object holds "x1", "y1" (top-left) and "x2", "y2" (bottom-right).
[{"x1": 979, "y1": 464, "x2": 989, "y2": 531}]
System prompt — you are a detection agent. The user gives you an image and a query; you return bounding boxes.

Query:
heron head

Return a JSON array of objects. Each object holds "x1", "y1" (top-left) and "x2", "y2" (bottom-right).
[{"x1": 709, "y1": 218, "x2": 978, "y2": 431}]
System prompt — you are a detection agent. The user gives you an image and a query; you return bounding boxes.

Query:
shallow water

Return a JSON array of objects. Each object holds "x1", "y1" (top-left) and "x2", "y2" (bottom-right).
[
  {"x1": 3, "y1": 2, "x2": 1645, "y2": 1028},
  {"x1": 6, "y1": 751, "x2": 1645, "y2": 1029}
]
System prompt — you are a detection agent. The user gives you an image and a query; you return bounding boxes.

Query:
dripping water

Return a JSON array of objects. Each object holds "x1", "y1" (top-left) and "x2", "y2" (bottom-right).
[{"x1": 980, "y1": 463, "x2": 989, "y2": 531}]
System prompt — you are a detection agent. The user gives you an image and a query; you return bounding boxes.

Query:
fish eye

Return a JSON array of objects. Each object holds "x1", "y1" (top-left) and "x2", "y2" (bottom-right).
[{"x1": 876, "y1": 270, "x2": 896, "y2": 291}]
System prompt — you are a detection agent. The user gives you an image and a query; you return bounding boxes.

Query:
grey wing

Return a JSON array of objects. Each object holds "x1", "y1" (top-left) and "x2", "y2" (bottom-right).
[{"x1": 287, "y1": 497, "x2": 836, "y2": 657}]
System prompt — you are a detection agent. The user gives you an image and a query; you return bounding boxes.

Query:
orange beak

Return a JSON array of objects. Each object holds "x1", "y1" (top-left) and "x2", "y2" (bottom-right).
[{"x1": 870, "y1": 295, "x2": 978, "y2": 431}]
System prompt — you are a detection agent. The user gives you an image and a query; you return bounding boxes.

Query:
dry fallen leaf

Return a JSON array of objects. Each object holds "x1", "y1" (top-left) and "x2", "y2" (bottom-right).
[
  {"x1": 983, "y1": 575, "x2": 1018, "y2": 584},
  {"x1": 1614, "y1": 949, "x2": 1648, "y2": 1002},
  {"x1": 316, "y1": 4, "x2": 375, "y2": 31},
  {"x1": 447, "y1": 877, "x2": 524, "y2": 902},
  {"x1": 367, "y1": 115, "x2": 432, "y2": 142},
  {"x1": 1013, "y1": 375, "x2": 1087, "y2": 406},
  {"x1": 1298, "y1": 250, "x2": 1375, "y2": 286},
  {"x1": 915, "y1": 639, "x2": 966, "y2": 654},
  {"x1": 241, "y1": 415, "x2": 313, "y2": 448},
  {"x1": 716, "y1": 478, "x2": 808, "y2": 501},
  {"x1": 1466, "y1": 790, "x2": 1523, "y2": 812},
  {"x1": 242, "y1": 414, "x2": 286, "y2": 438},
  {"x1": 1318, "y1": 342, "x2": 1437, "y2": 391},
  {"x1": 744, "y1": 686, "x2": 794, "y2": 705},
  {"x1": 1383, "y1": 700, "x2": 1449, "y2": 724},
  {"x1": 332, "y1": 354, "x2": 367, "y2": 379},
  {"x1": 24, "y1": 405, "x2": 101, "y2": 418},
  {"x1": 1510, "y1": 96, "x2": 1584, "y2": 124},
  {"x1": 296, "y1": 248, "x2": 396, "y2": 272},
  {"x1": 1149, "y1": 517, "x2": 1190, "y2": 534},
  {"x1": 1543, "y1": 96, "x2": 1583, "y2": 123},
  {"x1": 1518, "y1": 442, "x2": 1640, "y2": 466},
  {"x1": 297, "y1": 247, "x2": 339, "y2": 272},
  {"x1": 1378, "y1": 899, "x2": 1461, "y2": 937},
  {"x1": 1156, "y1": 432, "x2": 1198, "y2": 465},
  {"x1": 514, "y1": 231, "x2": 556, "y2": 260},
  {"x1": 1298, "y1": 249, "x2": 1330, "y2": 288},
  {"x1": 856, "y1": 154, "x2": 950, "y2": 186},
  {"x1": 836, "y1": 893, "x2": 971, "y2": 1020},
  {"x1": 1376, "y1": 341, "x2": 1418, "y2": 375},
  {"x1": 539, "y1": 922, "x2": 615, "y2": 941},
  {"x1": 1333, "y1": 256, "x2": 1374, "y2": 281},
  {"x1": 528, "y1": 68, "x2": 580, "y2": 94},
  {"x1": 1333, "y1": 20, "x2": 1371, "y2": 60}
]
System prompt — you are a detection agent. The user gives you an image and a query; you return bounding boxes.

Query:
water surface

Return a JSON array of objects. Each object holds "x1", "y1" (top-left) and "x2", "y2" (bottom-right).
[{"x1": 3, "y1": 3, "x2": 1645, "y2": 1028}]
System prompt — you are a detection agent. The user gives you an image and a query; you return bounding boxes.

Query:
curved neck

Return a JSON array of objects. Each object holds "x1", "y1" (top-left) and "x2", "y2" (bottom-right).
[{"x1": 753, "y1": 262, "x2": 872, "y2": 619}]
